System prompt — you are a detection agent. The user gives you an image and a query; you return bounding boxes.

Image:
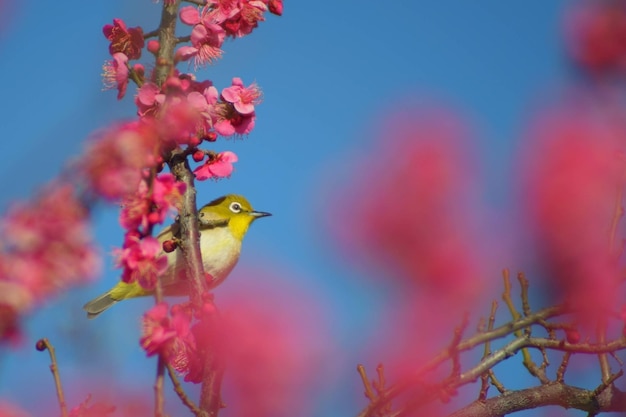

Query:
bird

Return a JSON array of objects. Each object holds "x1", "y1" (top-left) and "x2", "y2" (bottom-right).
[{"x1": 83, "y1": 194, "x2": 270, "y2": 318}]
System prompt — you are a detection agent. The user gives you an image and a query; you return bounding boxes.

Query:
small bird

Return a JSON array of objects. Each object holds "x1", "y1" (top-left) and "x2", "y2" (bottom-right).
[{"x1": 83, "y1": 194, "x2": 270, "y2": 318}]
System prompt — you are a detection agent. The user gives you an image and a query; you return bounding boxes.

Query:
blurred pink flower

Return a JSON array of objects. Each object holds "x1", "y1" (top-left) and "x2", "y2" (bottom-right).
[
  {"x1": 522, "y1": 106, "x2": 626, "y2": 316},
  {"x1": 564, "y1": 0, "x2": 626, "y2": 73},
  {"x1": 116, "y1": 236, "x2": 168, "y2": 290},
  {"x1": 140, "y1": 302, "x2": 176, "y2": 356},
  {"x1": 82, "y1": 122, "x2": 158, "y2": 200},
  {"x1": 0, "y1": 401, "x2": 29, "y2": 417},
  {"x1": 193, "y1": 151, "x2": 238, "y2": 180},
  {"x1": 135, "y1": 82, "x2": 164, "y2": 118},
  {"x1": 330, "y1": 108, "x2": 487, "y2": 310}
]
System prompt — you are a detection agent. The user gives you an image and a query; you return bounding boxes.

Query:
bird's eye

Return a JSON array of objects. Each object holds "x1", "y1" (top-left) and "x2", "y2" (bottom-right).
[{"x1": 229, "y1": 202, "x2": 242, "y2": 213}]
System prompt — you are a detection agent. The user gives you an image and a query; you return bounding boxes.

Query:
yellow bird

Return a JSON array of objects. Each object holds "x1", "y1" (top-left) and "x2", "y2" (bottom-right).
[{"x1": 83, "y1": 194, "x2": 270, "y2": 318}]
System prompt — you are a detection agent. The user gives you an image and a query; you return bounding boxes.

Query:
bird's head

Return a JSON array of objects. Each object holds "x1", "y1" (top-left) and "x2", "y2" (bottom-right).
[{"x1": 198, "y1": 194, "x2": 271, "y2": 240}]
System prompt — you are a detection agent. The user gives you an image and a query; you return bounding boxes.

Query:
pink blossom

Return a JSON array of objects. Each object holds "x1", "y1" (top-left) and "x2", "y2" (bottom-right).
[
  {"x1": 221, "y1": 77, "x2": 261, "y2": 115},
  {"x1": 116, "y1": 236, "x2": 168, "y2": 290},
  {"x1": 0, "y1": 183, "x2": 100, "y2": 324},
  {"x1": 176, "y1": 23, "x2": 225, "y2": 67},
  {"x1": 140, "y1": 302, "x2": 176, "y2": 356},
  {"x1": 140, "y1": 302, "x2": 196, "y2": 375},
  {"x1": 193, "y1": 151, "x2": 238, "y2": 180},
  {"x1": 119, "y1": 192, "x2": 151, "y2": 232},
  {"x1": 151, "y1": 173, "x2": 187, "y2": 222},
  {"x1": 521, "y1": 105, "x2": 626, "y2": 319},
  {"x1": 187, "y1": 86, "x2": 219, "y2": 137},
  {"x1": 69, "y1": 395, "x2": 115, "y2": 417},
  {"x1": 214, "y1": 105, "x2": 256, "y2": 136},
  {"x1": 102, "y1": 18, "x2": 144, "y2": 60},
  {"x1": 205, "y1": 0, "x2": 241, "y2": 24},
  {"x1": 0, "y1": 401, "x2": 30, "y2": 417},
  {"x1": 101, "y1": 52, "x2": 129, "y2": 100},
  {"x1": 82, "y1": 122, "x2": 158, "y2": 200},
  {"x1": 179, "y1": 6, "x2": 201, "y2": 25},
  {"x1": 135, "y1": 82, "x2": 165, "y2": 118}
]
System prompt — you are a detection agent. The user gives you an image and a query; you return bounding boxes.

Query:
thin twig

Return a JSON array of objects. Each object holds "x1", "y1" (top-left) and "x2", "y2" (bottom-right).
[
  {"x1": 596, "y1": 318, "x2": 611, "y2": 384},
  {"x1": 36, "y1": 339, "x2": 68, "y2": 417},
  {"x1": 166, "y1": 363, "x2": 203, "y2": 416},
  {"x1": 357, "y1": 364, "x2": 377, "y2": 403},
  {"x1": 502, "y1": 270, "x2": 548, "y2": 383},
  {"x1": 556, "y1": 352, "x2": 571, "y2": 383}
]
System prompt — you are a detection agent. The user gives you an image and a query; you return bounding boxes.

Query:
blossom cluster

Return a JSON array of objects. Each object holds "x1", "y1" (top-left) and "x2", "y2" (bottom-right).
[
  {"x1": 0, "y1": 184, "x2": 100, "y2": 342},
  {"x1": 93, "y1": 2, "x2": 278, "y2": 293},
  {"x1": 140, "y1": 300, "x2": 216, "y2": 383},
  {"x1": 564, "y1": 0, "x2": 626, "y2": 74}
]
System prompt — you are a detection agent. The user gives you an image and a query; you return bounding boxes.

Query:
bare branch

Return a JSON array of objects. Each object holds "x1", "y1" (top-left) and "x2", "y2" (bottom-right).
[{"x1": 36, "y1": 339, "x2": 68, "y2": 417}]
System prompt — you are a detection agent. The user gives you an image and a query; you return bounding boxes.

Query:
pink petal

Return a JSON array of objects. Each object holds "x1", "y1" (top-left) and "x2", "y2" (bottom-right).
[{"x1": 179, "y1": 6, "x2": 201, "y2": 25}]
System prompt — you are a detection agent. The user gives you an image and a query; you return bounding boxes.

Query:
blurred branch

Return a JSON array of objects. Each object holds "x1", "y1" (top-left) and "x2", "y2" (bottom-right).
[
  {"x1": 36, "y1": 338, "x2": 68, "y2": 417},
  {"x1": 357, "y1": 271, "x2": 626, "y2": 417},
  {"x1": 448, "y1": 380, "x2": 626, "y2": 417}
]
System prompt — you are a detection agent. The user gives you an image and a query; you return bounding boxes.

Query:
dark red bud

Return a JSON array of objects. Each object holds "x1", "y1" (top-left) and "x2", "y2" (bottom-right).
[
  {"x1": 192, "y1": 150, "x2": 205, "y2": 162},
  {"x1": 162, "y1": 239, "x2": 177, "y2": 253},
  {"x1": 205, "y1": 132, "x2": 217, "y2": 142},
  {"x1": 35, "y1": 339, "x2": 47, "y2": 351}
]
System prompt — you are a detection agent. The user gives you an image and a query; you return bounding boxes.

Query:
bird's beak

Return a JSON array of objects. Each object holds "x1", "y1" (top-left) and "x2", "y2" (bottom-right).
[{"x1": 250, "y1": 211, "x2": 272, "y2": 218}]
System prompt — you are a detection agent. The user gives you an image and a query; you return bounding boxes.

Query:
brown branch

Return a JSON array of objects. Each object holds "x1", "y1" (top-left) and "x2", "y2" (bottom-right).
[
  {"x1": 356, "y1": 305, "x2": 567, "y2": 417},
  {"x1": 153, "y1": 1, "x2": 222, "y2": 416},
  {"x1": 155, "y1": 356, "x2": 166, "y2": 417},
  {"x1": 155, "y1": 0, "x2": 181, "y2": 86},
  {"x1": 448, "y1": 383, "x2": 626, "y2": 417},
  {"x1": 36, "y1": 338, "x2": 68, "y2": 417}
]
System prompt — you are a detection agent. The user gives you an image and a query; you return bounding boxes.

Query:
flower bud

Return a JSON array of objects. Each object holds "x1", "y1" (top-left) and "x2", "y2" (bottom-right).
[
  {"x1": 147, "y1": 40, "x2": 160, "y2": 55},
  {"x1": 162, "y1": 239, "x2": 177, "y2": 253},
  {"x1": 192, "y1": 150, "x2": 205, "y2": 162}
]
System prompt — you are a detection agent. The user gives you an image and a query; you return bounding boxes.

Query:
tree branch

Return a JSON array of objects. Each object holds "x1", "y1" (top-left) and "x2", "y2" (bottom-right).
[{"x1": 448, "y1": 383, "x2": 626, "y2": 417}]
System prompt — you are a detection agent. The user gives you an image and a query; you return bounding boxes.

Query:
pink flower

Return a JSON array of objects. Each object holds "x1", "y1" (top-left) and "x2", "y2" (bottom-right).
[
  {"x1": 1, "y1": 183, "x2": 101, "y2": 317},
  {"x1": 193, "y1": 151, "x2": 238, "y2": 180},
  {"x1": 179, "y1": 6, "x2": 201, "y2": 25},
  {"x1": 140, "y1": 302, "x2": 176, "y2": 356},
  {"x1": 214, "y1": 109, "x2": 256, "y2": 136},
  {"x1": 82, "y1": 122, "x2": 158, "y2": 200},
  {"x1": 141, "y1": 302, "x2": 196, "y2": 375},
  {"x1": 521, "y1": 105, "x2": 626, "y2": 319},
  {"x1": 102, "y1": 18, "x2": 144, "y2": 60},
  {"x1": 0, "y1": 401, "x2": 30, "y2": 417},
  {"x1": 116, "y1": 236, "x2": 168, "y2": 290},
  {"x1": 135, "y1": 82, "x2": 165, "y2": 118},
  {"x1": 119, "y1": 192, "x2": 151, "y2": 232},
  {"x1": 221, "y1": 77, "x2": 261, "y2": 115},
  {"x1": 151, "y1": 173, "x2": 187, "y2": 222},
  {"x1": 69, "y1": 395, "x2": 115, "y2": 417},
  {"x1": 176, "y1": 22, "x2": 225, "y2": 67},
  {"x1": 102, "y1": 52, "x2": 129, "y2": 100},
  {"x1": 564, "y1": 1, "x2": 626, "y2": 73}
]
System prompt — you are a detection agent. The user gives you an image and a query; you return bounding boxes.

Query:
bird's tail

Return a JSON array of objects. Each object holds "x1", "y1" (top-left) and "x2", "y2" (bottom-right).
[{"x1": 83, "y1": 291, "x2": 118, "y2": 319}]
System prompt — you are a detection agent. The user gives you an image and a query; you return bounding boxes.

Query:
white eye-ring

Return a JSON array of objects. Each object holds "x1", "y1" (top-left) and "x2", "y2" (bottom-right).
[{"x1": 229, "y1": 202, "x2": 242, "y2": 213}]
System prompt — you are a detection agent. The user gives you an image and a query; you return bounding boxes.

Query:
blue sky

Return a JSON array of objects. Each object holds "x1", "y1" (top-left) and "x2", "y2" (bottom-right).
[{"x1": 0, "y1": 1, "x2": 575, "y2": 416}]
